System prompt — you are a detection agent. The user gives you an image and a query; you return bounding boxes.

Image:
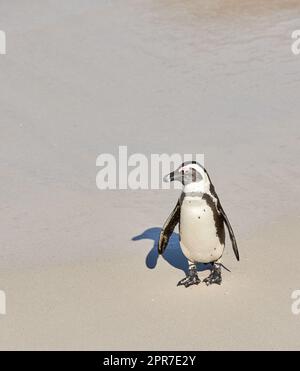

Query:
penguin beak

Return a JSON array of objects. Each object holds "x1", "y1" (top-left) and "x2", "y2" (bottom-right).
[
  {"x1": 163, "y1": 170, "x2": 181, "y2": 183},
  {"x1": 163, "y1": 171, "x2": 174, "y2": 183}
]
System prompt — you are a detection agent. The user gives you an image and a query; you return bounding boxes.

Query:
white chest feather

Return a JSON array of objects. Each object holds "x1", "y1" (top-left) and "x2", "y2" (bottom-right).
[{"x1": 180, "y1": 196, "x2": 224, "y2": 263}]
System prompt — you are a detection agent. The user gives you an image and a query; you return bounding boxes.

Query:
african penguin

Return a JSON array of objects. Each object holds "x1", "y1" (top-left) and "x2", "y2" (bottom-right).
[{"x1": 158, "y1": 161, "x2": 239, "y2": 287}]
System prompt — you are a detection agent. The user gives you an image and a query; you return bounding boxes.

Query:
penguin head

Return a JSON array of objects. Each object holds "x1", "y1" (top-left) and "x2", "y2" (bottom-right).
[{"x1": 163, "y1": 161, "x2": 206, "y2": 186}]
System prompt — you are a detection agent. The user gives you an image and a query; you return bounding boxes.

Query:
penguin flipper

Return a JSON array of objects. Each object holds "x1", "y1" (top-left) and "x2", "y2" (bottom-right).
[
  {"x1": 158, "y1": 201, "x2": 180, "y2": 255},
  {"x1": 219, "y1": 207, "x2": 239, "y2": 261}
]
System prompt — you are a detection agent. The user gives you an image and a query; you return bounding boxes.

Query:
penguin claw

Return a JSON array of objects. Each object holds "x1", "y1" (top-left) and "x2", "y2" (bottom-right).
[
  {"x1": 177, "y1": 275, "x2": 200, "y2": 288},
  {"x1": 203, "y1": 272, "x2": 222, "y2": 286}
]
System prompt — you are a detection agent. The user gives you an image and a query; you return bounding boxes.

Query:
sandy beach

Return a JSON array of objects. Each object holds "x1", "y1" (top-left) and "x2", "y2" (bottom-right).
[{"x1": 0, "y1": 0, "x2": 300, "y2": 350}]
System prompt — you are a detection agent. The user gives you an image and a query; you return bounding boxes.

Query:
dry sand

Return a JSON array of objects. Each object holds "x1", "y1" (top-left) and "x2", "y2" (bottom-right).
[{"x1": 0, "y1": 0, "x2": 300, "y2": 350}]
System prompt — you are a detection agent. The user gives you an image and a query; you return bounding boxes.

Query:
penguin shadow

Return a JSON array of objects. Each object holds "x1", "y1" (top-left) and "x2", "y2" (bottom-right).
[{"x1": 132, "y1": 227, "x2": 210, "y2": 274}]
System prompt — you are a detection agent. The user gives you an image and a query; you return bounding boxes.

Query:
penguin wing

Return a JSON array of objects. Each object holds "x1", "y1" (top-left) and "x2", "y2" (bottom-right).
[
  {"x1": 218, "y1": 205, "x2": 239, "y2": 261},
  {"x1": 158, "y1": 200, "x2": 180, "y2": 255}
]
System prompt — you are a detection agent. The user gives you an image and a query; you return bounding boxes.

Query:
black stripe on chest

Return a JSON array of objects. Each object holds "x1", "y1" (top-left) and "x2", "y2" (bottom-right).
[{"x1": 202, "y1": 193, "x2": 225, "y2": 245}]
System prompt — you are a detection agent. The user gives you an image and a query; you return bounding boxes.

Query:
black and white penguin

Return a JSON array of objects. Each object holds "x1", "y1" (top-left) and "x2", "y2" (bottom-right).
[{"x1": 158, "y1": 161, "x2": 239, "y2": 287}]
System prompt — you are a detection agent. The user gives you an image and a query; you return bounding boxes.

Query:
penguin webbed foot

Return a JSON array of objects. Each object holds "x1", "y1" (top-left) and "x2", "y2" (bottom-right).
[
  {"x1": 177, "y1": 267, "x2": 200, "y2": 288},
  {"x1": 203, "y1": 264, "x2": 222, "y2": 286}
]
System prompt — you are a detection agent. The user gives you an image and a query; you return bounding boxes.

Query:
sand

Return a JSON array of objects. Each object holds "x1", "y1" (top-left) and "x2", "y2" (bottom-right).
[{"x1": 0, "y1": 0, "x2": 300, "y2": 350}]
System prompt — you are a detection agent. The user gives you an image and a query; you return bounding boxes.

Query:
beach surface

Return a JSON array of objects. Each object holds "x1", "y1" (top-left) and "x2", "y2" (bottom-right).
[{"x1": 0, "y1": 0, "x2": 300, "y2": 350}]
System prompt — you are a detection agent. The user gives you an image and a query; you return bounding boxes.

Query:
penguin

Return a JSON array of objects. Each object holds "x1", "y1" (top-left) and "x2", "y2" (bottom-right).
[{"x1": 158, "y1": 161, "x2": 239, "y2": 287}]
